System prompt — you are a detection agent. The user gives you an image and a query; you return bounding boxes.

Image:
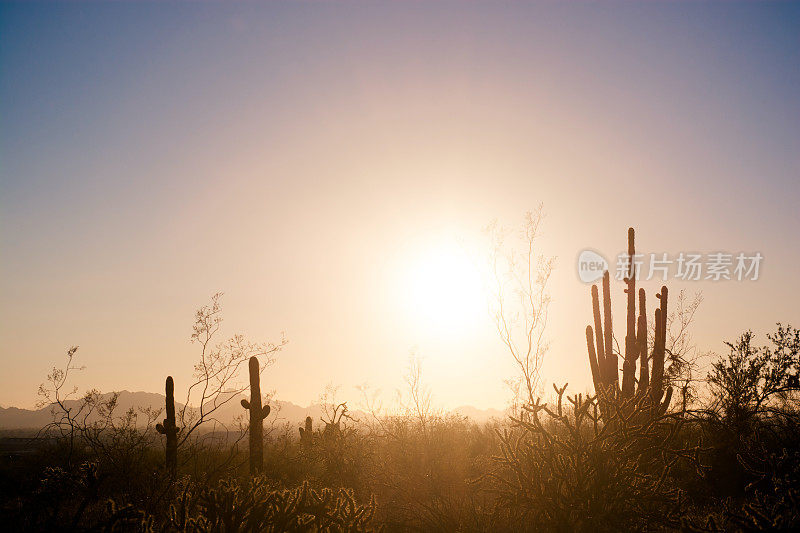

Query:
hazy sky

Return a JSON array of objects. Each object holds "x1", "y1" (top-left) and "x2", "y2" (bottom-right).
[{"x1": 2, "y1": 2, "x2": 799, "y2": 410}]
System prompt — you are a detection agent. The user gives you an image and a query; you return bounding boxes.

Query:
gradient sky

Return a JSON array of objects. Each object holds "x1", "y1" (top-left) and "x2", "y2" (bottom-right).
[{"x1": 1, "y1": 2, "x2": 799, "y2": 410}]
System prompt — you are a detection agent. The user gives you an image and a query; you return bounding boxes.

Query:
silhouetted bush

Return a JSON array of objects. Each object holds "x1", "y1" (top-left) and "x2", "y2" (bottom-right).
[{"x1": 483, "y1": 385, "x2": 701, "y2": 532}]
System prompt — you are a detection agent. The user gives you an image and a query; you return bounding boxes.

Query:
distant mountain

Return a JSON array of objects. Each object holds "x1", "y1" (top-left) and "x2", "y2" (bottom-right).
[
  {"x1": 0, "y1": 391, "x2": 505, "y2": 430},
  {"x1": 0, "y1": 406, "x2": 55, "y2": 431},
  {"x1": 0, "y1": 391, "x2": 180, "y2": 431}
]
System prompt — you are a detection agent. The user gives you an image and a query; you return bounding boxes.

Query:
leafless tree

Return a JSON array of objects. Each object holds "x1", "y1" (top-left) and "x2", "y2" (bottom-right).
[
  {"x1": 402, "y1": 354, "x2": 433, "y2": 430},
  {"x1": 319, "y1": 384, "x2": 355, "y2": 439},
  {"x1": 176, "y1": 293, "x2": 287, "y2": 448},
  {"x1": 647, "y1": 289, "x2": 703, "y2": 408},
  {"x1": 486, "y1": 207, "x2": 555, "y2": 408},
  {"x1": 355, "y1": 383, "x2": 383, "y2": 420},
  {"x1": 37, "y1": 346, "x2": 85, "y2": 461},
  {"x1": 37, "y1": 347, "x2": 160, "y2": 468}
]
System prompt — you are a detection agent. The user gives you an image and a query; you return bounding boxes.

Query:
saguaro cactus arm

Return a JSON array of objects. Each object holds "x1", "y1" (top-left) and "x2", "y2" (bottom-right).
[
  {"x1": 591, "y1": 284, "x2": 606, "y2": 381},
  {"x1": 602, "y1": 272, "x2": 615, "y2": 386},
  {"x1": 588, "y1": 271, "x2": 619, "y2": 394},
  {"x1": 586, "y1": 326, "x2": 601, "y2": 393},
  {"x1": 621, "y1": 228, "x2": 638, "y2": 398},
  {"x1": 637, "y1": 288, "x2": 649, "y2": 393},
  {"x1": 651, "y1": 287, "x2": 669, "y2": 402},
  {"x1": 241, "y1": 398, "x2": 270, "y2": 419}
]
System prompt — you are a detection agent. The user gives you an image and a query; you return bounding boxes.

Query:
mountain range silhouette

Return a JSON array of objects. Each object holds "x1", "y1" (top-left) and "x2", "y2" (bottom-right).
[{"x1": 0, "y1": 391, "x2": 505, "y2": 430}]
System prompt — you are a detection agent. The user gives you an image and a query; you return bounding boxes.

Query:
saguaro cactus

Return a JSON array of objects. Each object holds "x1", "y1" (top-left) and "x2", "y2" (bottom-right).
[
  {"x1": 241, "y1": 357, "x2": 270, "y2": 474},
  {"x1": 585, "y1": 228, "x2": 672, "y2": 418},
  {"x1": 299, "y1": 416, "x2": 313, "y2": 451},
  {"x1": 155, "y1": 376, "x2": 178, "y2": 475}
]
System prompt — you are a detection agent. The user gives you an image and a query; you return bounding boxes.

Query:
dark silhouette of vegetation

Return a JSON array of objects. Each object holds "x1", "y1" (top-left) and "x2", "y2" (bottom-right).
[
  {"x1": 104, "y1": 478, "x2": 379, "y2": 532},
  {"x1": 178, "y1": 293, "x2": 286, "y2": 450},
  {"x1": 586, "y1": 228, "x2": 672, "y2": 419},
  {"x1": 707, "y1": 325, "x2": 799, "y2": 433},
  {"x1": 241, "y1": 356, "x2": 271, "y2": 475},
  {"x1": 155, "y1": 376, "x2": 178, "y2": 477},
  {"x1": 488, "y1": 385, "x2": 699, "y2": 531},
  {"x1": 3, "y1": 233, "x2": 799, "y2": 532},
  {"x1": 299, "y1": 417, "x2": 314, "y2": 453}
]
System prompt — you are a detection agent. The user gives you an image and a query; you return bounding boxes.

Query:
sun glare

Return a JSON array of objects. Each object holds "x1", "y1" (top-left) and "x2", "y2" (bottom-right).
[{"x1": 401, "y1": 240, "x2": 486, "y2": 336}]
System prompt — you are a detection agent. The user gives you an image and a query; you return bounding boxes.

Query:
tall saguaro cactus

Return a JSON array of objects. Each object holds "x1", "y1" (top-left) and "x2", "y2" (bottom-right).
[
  {"x1": 241, "y1": 357, "x2": 270, "y2": 474},
  {"x1": 155, "y1": 376, "x2": 178, "y2": 476},
  {"x1": 585, "y1": 228, "x2": 672, "y2": 418}
]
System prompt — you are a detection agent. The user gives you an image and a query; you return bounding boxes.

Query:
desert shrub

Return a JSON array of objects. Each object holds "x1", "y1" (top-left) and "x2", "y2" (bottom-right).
[
  {"x1": 683, "y1": 445, "x2": 800, "y2": 532},
  {"x1": 104, "y1": 477, "x2": 379, "y2": 532},
  {"x1": 356, "y1": 412, "x2": 500, "y2": 531},
  {"x1": 485, "y1": 385, "x2": 702, "y2": 532},
  {"x1": 314, "y1": 422, "x2": 373, "y2": 496},
  {"x1": 1, "y1": 440, "x2": 169, "y2": 531},
  {"x1": 262, "y1": 413, "x2": 376, "y2": 498},
  {"x1": 701, "y1": 325, "x2": 800, "y2": 497},
  {"x1": 707, "y1": 326, "x2": 800, "y2": 437}
]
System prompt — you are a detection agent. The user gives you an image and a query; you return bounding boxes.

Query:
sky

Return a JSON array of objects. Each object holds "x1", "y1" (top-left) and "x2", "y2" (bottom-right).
[{"x1": 1, "y1": 1, "x2": 799, "y2": 410}]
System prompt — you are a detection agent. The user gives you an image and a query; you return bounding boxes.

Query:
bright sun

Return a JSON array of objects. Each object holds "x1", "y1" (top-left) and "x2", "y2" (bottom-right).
[{"x1": 401, "y1": 240, "x2": 486, "y2": 336}]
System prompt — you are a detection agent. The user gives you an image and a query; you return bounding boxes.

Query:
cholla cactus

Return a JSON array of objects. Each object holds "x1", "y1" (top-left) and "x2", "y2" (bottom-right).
[
  {"x1": 585, "y1": 228, "x2": 672, "y2": 418},
  {"x1": 299, "y1": 416, "x2": 313, "y2": 451},
  {"x1": 196, "y1": 478, "x2": 378, "y2": 531},
  {"x1": 241, "y1": 357, "x2": 270, "y2": 474},
  {"x1": 155, "y1": 376, "x2": 178, "y2": 476},
  {"x1": 493, "y1": 382, "x2": 693, "y2": 530}
]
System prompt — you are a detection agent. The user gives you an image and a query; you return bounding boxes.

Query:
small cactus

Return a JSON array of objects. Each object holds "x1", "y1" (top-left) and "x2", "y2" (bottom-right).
[
  {"x1": 155, "y1": 376, "x2": 178, "y2": 476},
  {"x1": 299, "y1": 416, "x2": 313, "y2": 451},
  {"x1": 241, "y1": 356, "x2": 270, "y2": 474}
]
